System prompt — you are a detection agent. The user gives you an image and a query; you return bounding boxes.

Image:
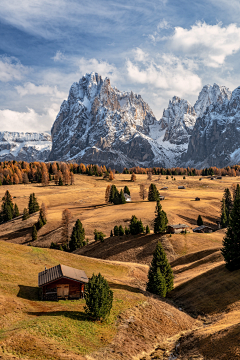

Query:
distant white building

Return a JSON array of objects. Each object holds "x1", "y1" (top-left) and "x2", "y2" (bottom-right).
[{"x1": 124, "y1": 193, "x2": 131, "y2": 202}]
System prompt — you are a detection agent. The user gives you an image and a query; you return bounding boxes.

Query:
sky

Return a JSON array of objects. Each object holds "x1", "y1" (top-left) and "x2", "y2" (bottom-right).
[{"x1": 1, "y1": 0, "x2": 240, "y2": 132}]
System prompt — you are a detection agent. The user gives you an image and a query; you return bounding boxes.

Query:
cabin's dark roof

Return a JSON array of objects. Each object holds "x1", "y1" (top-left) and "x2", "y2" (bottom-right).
[
  {"x1": 193, "y1": 225, "x2": 213, "y2": 232},
  {"x1": 168, "y1": 224, "x2": 188, "y2": 229},
  {"x1": 38, "y1": 264, "x2": 88, "y2": 286}
]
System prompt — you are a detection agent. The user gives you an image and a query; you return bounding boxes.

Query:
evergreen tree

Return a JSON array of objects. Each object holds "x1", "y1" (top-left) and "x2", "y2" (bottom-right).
[
  {"x1": 84, "y1": 273, "x2": 113, "y2": 320},
  {"x1": 109, "y1": 185, "x2": 119, "y2": 204},
  {"x1": 224, "y1": 188, "x2": 233, "y2": 221},
  {"x1": 146, "y1": 225, "x2": 150, "y2": 234},
  {"x1": 222, "y1": 184, "x2": 240, "y2": 270},
  {"x1": 119, "y1": 225, "x2": 124, "y2": 236},
  {"x1": 28, "y1": 193, "x2": 39, "y2": 214},
  {"x1": 146, "y1": 242, "x2": 174, "y2": 296},
  {"x1": 221, "y1": 198, "x2": 228, "y2": 228},
  {"x1": 137, "y1": 219, "x2": 144, "y2": 234},
  {"x1": 197, "y1": 215, "x2": 203, "y2": 226},
  {"x1": 13, "y1": 204, "x2": 20, "y2": 218},
  {"x1": 110, "y1": 230, "x2": 113, "y2": 237},
  {"x1": 22, "y1": 208, "x2": 30, "y2": 221},
  {"x1": 69, "y1": 219, "x2": 85, "y2": 251},
  {"x1": 148, "y1": 184, "x2": 160, "y2": 201},
  {"x1": 32, "y1": 225, "x2": 37, "y2": 241},
  {"x1": 0, "y1": 190, "x2": 14, "y2": 223},
  {"x1": 154, "y1": 201, "x2": 168, "y2": 233},
  {"x1": 114, "y1": 225, "x2": 119, "y2": 236},
  {"x1": 59, "y1": 177, "x2": 63, "y2": 186},
  {"x1": 125, "y1": 226, "x2": 130, "y2": 235},
  {"x1": 129, "y1": 215, "x2": 139, "y2": 235},
  {"x1": 119, "y1": 189, "x2": 126, "y2": 204},
  {"x1": 124, "y1": 186, "x2": 130, "y2": 196}
]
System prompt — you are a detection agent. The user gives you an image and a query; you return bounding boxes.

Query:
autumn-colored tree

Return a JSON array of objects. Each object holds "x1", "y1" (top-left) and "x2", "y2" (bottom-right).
[
  {"x1": 70, "y1": 172, "x2": 75, "y2": 185},
  {"x1": 131, "y1": 173, "x2": 136, "y2": 182},
  {"x1": 109, "y1": 171, "x2": 114, "y2": 181},
  {"x1": 22, "y1": 172, "x2": 29, "y2": 184},
  {"x1": 139, "y1": 184, "x2": 148, "y2": 200},
  {"x1": 42, "y1": 170, "x2": 49, "y2": 186},
  {"x1": 105, "y1": 185, "x2": 111, "y2": 203},
  {"x1": 61, "y1": 209, "x2": 72, "y2": 248},
  {"x1": 147, "y1": 172, "x2": 152, "y2": 181},
  {"x1": 13, "y1": 173, "x2": 19, "y2": 184}
]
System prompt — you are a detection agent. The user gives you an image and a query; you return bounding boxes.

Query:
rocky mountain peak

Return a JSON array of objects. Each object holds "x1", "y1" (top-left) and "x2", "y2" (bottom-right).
[{"x1": 194, "y1": 83, "x2": 232, "y2": 118}]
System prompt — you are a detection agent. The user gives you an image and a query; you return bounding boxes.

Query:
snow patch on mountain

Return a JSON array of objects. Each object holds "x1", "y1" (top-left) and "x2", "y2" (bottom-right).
[{"x1": 0, "y1": 131, "x2": 52, "y2": 162}]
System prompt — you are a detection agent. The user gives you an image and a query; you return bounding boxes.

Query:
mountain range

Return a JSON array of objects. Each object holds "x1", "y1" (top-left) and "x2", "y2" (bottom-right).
[{"x1": 1, "y1": 73, "x2": 240, "y2": 169}]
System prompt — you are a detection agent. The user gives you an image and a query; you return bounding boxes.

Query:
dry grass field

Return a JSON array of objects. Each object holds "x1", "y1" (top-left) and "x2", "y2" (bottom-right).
[{"x1": 1, "y1": 173, "x2": 240, "y2": 359}]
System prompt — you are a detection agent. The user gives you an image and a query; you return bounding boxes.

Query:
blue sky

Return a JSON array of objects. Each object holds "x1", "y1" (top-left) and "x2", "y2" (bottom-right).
[{"x1": 1, "y1": 0, "x2": 240, "y2": 132}]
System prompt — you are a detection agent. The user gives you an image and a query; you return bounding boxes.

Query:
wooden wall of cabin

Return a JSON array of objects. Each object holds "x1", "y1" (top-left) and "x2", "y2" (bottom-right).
[{"x1": 42, "y1": 277, "x2": 85, "y2": 300}]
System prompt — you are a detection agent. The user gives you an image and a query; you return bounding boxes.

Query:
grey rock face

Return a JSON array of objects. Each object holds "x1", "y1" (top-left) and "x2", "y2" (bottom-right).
[
  {"x1": 183, "y1": 87, "x2": 240, "y2": 168},
  {"x1": 0, "y1": 132, "x2": 52, "y2": 162},
  {"x1": 48, "y1": 72, "x2": 168, "y2": 169}
]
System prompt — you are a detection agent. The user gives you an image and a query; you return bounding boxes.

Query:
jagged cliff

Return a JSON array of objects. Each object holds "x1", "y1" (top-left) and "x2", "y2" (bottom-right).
[{"x1": 0, "y1": 132, "x2": 52, "y2": 162}]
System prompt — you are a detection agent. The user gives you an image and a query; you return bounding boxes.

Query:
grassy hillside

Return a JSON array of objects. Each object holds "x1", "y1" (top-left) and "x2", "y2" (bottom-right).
[{"x1": 0, "y1": 241, "x2": 196, "y2": 360}]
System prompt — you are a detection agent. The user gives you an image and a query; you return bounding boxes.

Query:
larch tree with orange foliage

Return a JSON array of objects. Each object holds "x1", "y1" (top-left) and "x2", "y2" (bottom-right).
[
  {"x1": 62, "y1": 209, "x2": 72, "y2": 248},
  {"x1": 131, "y1": 173, "x2": 136, "y2": 182},
  {"x1": 109, "y1": 171, "x2": 114, "y2": 181}
]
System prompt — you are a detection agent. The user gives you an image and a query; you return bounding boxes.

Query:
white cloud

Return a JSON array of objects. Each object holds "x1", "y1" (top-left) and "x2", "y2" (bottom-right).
[
  {"x1": 0, "y1": 57, "x2": 28, "y2": 82},
  {"x1": 157, "y1": 19, "x2": 170, "y2": 30},
  {"x1": 170, "y1": 22, "x2": 240, "y2": 68},
  {"x1": 126, "y1": 53, "x2": 202, "y2": 97},
  {"x1": 132, "y1": 48, "x2": 149, "y2": 63},
  {"x1": 78, "y1": 58, "x2": 119, "y2": 83},
  {"x1": 15, "y1": 82, "x2": 66, "y2": 99},
  {"x1": 52, "y1": 51, "x2": 65, "y2": 62},
  {"x1": 0, "y1": 106, "x2": 58, "y2": 132}
]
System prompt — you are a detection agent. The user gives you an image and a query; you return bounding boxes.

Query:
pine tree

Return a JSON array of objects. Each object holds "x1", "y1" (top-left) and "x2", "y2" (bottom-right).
[
  {"x1": 154, "y1": 201, "x2": 168, "y2": 233},
  {"x1": 129, "y1": 215, "x2": 139, "y2": 235},
  {"x1": 114, "y1": 225, "x2": 119, "y2": 236},
  {"x1": 221, "y1": 198, "x2": 228, "y2": 228},
  {"x1": 137, "y1": 219, "x2": 144, "y2": 234},
  {"x1": 125, "y1": 226, "x2": 130, "y2": 235},
  {"x1": 119, "y1": 225, "x2": 124, "y2": 236},
  {"x1": 222, "y1": 184, "x2": 240, "y2": 271},
  {"x1": 0, "y1": 190, "x2": 14, "y2": 223},
  {"x1": 197, "y1": 215, "x2": 203, "y2": 226},
  {"x1": 84, "y1": 273, "x2": 113, "y2": 320},
  {"x1": 28, "y1": 193, "x2": 39, "y2": 214},
  {"x1": 124, "y1": 186, "x2": 130, "y2": 196},
  {"x1": 59, "y1": 177, "x2": 63, "y2": 186},
  {"x1": 32, "y1": 225, "x2": 37, "y2": 241},
  {"x1": 146, "y1": 242, "x2": 174, "y2": 296},
  {"x1": 13, "y1": 204, "x2": 20, "y2": 218},
  {"x1": 110, "y1": 230, "x2": 113, "y2": 237},
  {"x1": 148, "y1": 184, "x2": 160, "y2": 201},
  {"x1": 119, "y1": 189, "x2": 126, "y2": 204},
  {"x1": 22, "y1": 208, "x2": 29, "y2": 221},
  {"x1": 69, "y1": 219, "x2": 85, "y2": 251},
  {"x1": 224, "y1": 188, "x2": 233, "y2": 221},
  {"x1": 146, "y1": 225, "x2": 150, "y2": 234}
]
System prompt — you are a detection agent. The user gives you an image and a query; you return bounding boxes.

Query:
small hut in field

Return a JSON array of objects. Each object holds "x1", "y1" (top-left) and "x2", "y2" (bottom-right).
[{"x1": 38, "y1": 264, "x2": 88, "y2": 301}]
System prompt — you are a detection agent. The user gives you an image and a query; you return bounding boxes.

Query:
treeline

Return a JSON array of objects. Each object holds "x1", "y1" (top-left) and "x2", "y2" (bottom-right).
[{"x1": 124, "y1": 165, "x2": 240, "y2": 177}]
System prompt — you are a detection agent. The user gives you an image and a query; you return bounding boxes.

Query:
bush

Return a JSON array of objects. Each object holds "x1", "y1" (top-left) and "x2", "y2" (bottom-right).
[
  {"x1": 119, "y1": 225, "x2": 124, "y2": 236},
  {"x1": 125, "y1": 226, "x2": 130, "y2": 235},
  {"x1": 22, "y1": 208, "x2": 30, "y2": 221},
  {"x1": 129, "y1": 215, "x2": 145, "y2": 235},
  {"x1": 84, "y1": 273, "x2": 113, "y2": 320},
  {"x1": 113, "y1": 225, "x2": 119, "y2": 236},
  {"x1": 94, "y1": 229, "x2": 106, "y2": 242},
  {"x1": 146, "y1": 225, "x2": 150, "y2": 234}
]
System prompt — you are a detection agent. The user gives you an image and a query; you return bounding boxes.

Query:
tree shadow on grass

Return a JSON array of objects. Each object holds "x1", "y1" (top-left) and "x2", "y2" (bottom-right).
[
  {"x1": 26, "y1": 310, "x2": 89, "y2": 321},
  {"x1": 108, "y1": 282, "x2": 141, "y2": 294},
  {"x1": 17, "y1": 285, "x2": 40, "y2": 301}
]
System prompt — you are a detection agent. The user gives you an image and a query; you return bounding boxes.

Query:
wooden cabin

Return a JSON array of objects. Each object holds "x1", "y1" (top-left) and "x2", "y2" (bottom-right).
[
  {"x1": 168, "y1": 224, "x2": 188, "y2": 234},
  {"x1": 161, "y1": 187, "x2": 168, "y2": 190},
  {"x1": 195, "y1": 197, "x2": 200, "y2": 201},
  {"x1": 159, "y1": 195, "x2": 165, "y2": 200},
  {"x1": 217, "y1": 176, "x2": 222, "y2": 179},
  {"x1": 38, "y1": 264, "x2": 88, "y2": 301},
  {"x1": 193, "y1": 225, "x2": 213, "y2": 233},
  {"x1": 178, "y1": 186, "x2": 186, "y2": 189}
]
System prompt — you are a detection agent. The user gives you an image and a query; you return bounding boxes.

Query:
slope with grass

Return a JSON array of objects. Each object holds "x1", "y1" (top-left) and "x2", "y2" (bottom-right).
[{"x1": 0, "y1": 241, "x2": 196, "y2": 360}]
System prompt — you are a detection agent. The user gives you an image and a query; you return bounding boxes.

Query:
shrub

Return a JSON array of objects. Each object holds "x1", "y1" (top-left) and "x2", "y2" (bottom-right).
[
  {"x1": 84, "y1": 273, "x2": 113, "y2": 320},
  {"x1": 119, "y1": 225, "x2": 124, "y2": 236},
  {"x1": 113, "y1": 225, "x2": 119, "y2": 236}
]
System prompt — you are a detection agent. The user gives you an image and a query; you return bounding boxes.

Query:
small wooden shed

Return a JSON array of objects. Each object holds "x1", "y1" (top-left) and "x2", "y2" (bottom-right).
[
  {"x1": 195, "y1": 197, "x2": 200, "y2": 201},
  {"x1": 178, "y1": 186, "x2": 186, "y2": 189},
  {"x1": 38, "y1": 264, "x2": 88, "y2": 301},
  {"x1": 168, "y1": 224, "x2": 188, "y2": 234},
  {"x1": 193, "y1": 225, "x2": 213, "y2": 233},
  {"x1": 159, "y1": 195, "x2": 165, "y2": 200},
  {"x1": 161, "y1": 187, "x2": 168, "y2": 190}
]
